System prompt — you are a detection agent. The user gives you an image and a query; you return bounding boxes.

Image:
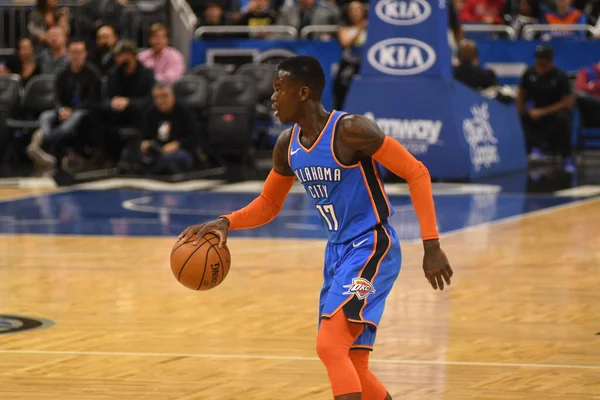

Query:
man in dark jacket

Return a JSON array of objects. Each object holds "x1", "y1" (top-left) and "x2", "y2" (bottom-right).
[
  {"x1": 453, "y1": 40, "x2": 498, "y2": 91},
  {"x1": 92, "y1": 39, "x2": 155, "y2": 162},
  {"x1": 119, "y1": 83, "x2": 199, "y2": 174},
  {"x1": 27, "y1": 39, "x2": 102, "y2": 169}
]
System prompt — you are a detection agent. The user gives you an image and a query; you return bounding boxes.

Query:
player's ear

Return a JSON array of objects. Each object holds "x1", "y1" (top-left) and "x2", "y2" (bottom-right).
[{"x1": 299, "y1": 86, "x2": 310, "y2": 102}]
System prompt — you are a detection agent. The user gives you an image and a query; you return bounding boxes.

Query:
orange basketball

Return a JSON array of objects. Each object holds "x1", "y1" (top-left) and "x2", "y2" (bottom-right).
[{"x1": 170, "y1": 233, "x2": 231, "y2": 291}]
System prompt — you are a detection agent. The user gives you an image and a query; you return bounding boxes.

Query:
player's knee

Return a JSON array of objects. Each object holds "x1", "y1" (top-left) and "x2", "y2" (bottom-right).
[{"x1": 316, "y1": 332, "x2": 346, "y2": 366}]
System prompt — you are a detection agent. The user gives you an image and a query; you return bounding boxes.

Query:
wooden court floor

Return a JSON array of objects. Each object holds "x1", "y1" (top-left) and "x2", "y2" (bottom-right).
[{"x1": 0, "y1": 189, "x2": 599, "y2": 399}]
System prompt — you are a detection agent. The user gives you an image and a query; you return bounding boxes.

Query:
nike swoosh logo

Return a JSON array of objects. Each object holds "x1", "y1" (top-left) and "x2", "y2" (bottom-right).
[
  {"x1": 352, "y1": 238, "x2": 368, "y2": 248},
  {"x1": 290, "y1": 148, "x2": 301, "y2": 155}
]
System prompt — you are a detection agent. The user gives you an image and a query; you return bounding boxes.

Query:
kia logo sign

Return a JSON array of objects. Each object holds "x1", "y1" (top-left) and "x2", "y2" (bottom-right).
[
  {"x1": 375, "y1": 0, "x2": 431, "y2": 25},
  {"x1": 367, "y1": 38, "x2": 436, "y2": 76}
]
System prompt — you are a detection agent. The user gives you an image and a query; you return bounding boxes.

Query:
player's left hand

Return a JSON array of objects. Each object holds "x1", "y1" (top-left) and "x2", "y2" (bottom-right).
[{"x1": 422, "y1": 239, "x2": 453, "y2": 291}]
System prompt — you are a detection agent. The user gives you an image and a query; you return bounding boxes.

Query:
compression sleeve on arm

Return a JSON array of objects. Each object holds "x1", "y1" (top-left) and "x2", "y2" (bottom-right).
[
  {"x1": 220, "y1": 169, "x2": 295, "y2": 230},
  {"x1": 372, "y1": 136, "x2": 439, "y2": 240}
]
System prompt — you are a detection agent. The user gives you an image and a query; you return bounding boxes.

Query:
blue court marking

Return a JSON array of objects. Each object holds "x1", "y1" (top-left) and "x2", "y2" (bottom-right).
[{"x1": 0, "y1": 189, "x2": 589, "y2": 241}]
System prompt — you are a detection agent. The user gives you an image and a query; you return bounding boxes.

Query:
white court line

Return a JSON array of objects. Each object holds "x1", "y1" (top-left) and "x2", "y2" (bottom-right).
[{"x1": 0, "y1": 349, "x2": 597, "y2": 370}]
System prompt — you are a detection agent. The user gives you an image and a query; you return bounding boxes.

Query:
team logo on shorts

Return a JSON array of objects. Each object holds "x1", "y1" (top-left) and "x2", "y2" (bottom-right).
[{"x1": 343, "y1": 278, "x2": 376, "y2": 300}]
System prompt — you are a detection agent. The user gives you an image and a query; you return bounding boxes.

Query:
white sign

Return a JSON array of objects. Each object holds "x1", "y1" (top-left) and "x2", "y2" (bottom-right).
[
  {"x1": 375, "y1": 0, "x2": 432, "y2": 26},
  {"x1": 367, "y1": 38, "x2": 436, "y2": 76},
  {"x1": 365, "y1": 112, "x2": 443, "y2": 155},
  {"x1": 462, "y1": 102, "x2": 500, "y2": 172}
]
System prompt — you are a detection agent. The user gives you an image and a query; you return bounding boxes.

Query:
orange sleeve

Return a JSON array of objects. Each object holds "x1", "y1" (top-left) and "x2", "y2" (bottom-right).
[
  {"x1": 220, "y1": 169, "x2": 295, "y2": 230},
  {"x1": 372, "y1": 137, "x2": 439, "y2": 241}
]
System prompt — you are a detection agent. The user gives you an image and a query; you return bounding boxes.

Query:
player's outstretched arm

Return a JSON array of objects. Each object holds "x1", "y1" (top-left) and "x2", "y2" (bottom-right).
[
  {"x1": 338, "y1": 115, "x2": 453, "y2": 290},
  {"x1": 178, "y1": 129, "x2": 296, "y2": 247}
]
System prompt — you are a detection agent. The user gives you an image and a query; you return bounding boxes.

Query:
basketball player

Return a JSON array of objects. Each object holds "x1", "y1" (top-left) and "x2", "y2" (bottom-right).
[{"x1": 179, "y1": 56, "x2": 453, "y2": 400}]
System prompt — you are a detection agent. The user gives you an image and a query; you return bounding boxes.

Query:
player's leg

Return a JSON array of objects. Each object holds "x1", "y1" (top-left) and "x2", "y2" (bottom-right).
[
  {"x1": 319, "y1": 223, "x2": 401, "y2": 399},
  {"x1": 342, "y1": 223, "x2": 401, "y2": 400},
  {"x1": 350, "y1": 349, "x2": 392, "y2": 400},
  {"x1": 317, "y1": 242, "x2": 363, "y2": 399},
  {"x1": 316, "y1": 310, "x2": 364, "y2": 399}
]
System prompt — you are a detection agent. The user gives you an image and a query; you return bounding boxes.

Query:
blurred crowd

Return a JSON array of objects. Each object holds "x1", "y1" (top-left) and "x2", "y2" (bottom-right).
[{"x1": 2, "y1": 0, "x2": 600, "y2": 178}]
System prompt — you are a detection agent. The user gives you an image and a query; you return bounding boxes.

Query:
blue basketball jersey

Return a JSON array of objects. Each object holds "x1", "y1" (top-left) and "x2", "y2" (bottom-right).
[{"x1": 288, "y1": 110, "x2": 395, "y2": 244}]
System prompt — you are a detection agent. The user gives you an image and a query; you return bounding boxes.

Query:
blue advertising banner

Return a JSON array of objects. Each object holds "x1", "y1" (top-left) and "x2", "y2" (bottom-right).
[
  {"x1": 361, "y1": 0, "x2": 451, "y2": 77},
  {"x1": 344, "y1": 77, "x2": 527, "y2": 180},
  {"x1": 190, "y1": 39, "x2": 342, "y2": 109}
]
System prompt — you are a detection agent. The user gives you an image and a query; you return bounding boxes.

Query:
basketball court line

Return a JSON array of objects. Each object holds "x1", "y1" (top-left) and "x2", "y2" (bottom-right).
[{"x1": 0, "y1": 349, "x2": 597, "y2": 370}]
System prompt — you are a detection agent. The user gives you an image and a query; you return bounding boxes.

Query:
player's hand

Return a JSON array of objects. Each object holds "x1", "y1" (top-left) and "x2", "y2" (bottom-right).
[
  {"x1": 422, "y1": 239, "x2": 453, "y2": 290},
  {"x1": 178, "y1": 218, "x2": 230, "y2": 248}
]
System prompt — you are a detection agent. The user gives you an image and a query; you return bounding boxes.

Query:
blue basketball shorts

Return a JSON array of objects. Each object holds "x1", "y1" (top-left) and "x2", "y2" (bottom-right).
[{"x1": 318, "y1": 222, "x2": 402, "y2": 350}]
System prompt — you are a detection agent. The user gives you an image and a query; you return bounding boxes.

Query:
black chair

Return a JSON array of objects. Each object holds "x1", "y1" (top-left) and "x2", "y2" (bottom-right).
[
  {"x1": 173, "y1": 75, "x2": 209, "y2": 119},
  {"x1": 235, "y1": 63, "x2": 276, "y2": 119},
  {"x1": 207, "y1": 76, "x2": 257, "y2": 164},
  {"x1": 0, "y1": 75, "x2": 21, "y2": 165},
  {"x1": 6, "y1": 74, "x2": 55, "y2": 130},
  {"x1": 191, "y1": 64, "x2": 230, "y2": 82},
  {"x1": 4, "y1": 75, "x2": 55, "y2": 165}
]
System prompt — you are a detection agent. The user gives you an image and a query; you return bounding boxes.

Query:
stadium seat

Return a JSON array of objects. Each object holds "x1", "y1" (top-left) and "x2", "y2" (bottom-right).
[
  {"x1": 191, "y1": 65, "x2": 230, "y2": 82},
  {"x1": 0, "y1": 75, "x2": 20, "y2": 127},
  {"x1": 173, "y1": 75, "x2": 209, "y2": 120},
  {"x1": 235, "y1": 63, "x2": 276, "y2": 119},
  {"x1": 207, "y1": 76, "x2": 257, "y2": 163},
  {"x1": 5, "y1": 74, "x2": 55, "y2": 130}
]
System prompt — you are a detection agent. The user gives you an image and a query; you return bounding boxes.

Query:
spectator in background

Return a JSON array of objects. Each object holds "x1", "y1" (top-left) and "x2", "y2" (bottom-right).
[
  {"x1": 0, "y1": 38, "x2": 41, "y2": 87},
  {"x1": 541, "y1": 0, "x2": 587, "y2": 38},
  {"x1": 119, "y1": 83, "x2": 198, "y2": 174},
  {"x1": 92, "y1": 40, "x2": 155, "y2": 163},
  {"x1": 517, "y1": 45, "x2": 575, "y2": 173},
  {"x1": 506, "y1": 0, "x2": 540, "y2": 38},
  {"x1": 277, "y1": 0, "x2": 341, "y2": 37},
  {"x1": 453, "y1": 39, "x2": 498, "y2": 90},
  {"x1": 90, "y1": 25, "x2": 119, "y2": 75},
  {"x1": 458, "y1": 0, "x2": 505, "y2": 24},
  {"x1": 332, "y1": 1, "x2": 366, "y2": 110},
  {"x1": 197, "y1": 3, "x2": 240, "y2": 39},
  {"x1": 27, "y1": 0, "x2": 71, "y2": 49},
  {"x1": 37, "y1": 26, "x2": 70, "y2": 75},
  {"x1": 574, "y1": 61, "x2": 600, "y2": 127},
  {"x1": 26, "y1": 39, "x2": 102, "y2": 170},
  {"x1": 238, "y1": 0, "x2": 277, "y2": 38},
  {"x1": 137, "y1": 24, "x2": 185, "y2": 83}
]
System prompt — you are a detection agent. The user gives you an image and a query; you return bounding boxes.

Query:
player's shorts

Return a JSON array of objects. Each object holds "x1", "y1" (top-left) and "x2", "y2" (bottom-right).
[{"x1": 318, "y1": 221, "x2": 402, "y2": 350}]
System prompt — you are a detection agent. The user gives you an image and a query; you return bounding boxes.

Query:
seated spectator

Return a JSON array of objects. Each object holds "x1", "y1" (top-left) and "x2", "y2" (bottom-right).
[
  {"x1": 238, "y1": 0, "x2": 277, "y2": 38},
  {"x1": 333, "y1": 1, "x2": 367, "y2": 109},
  {"x1": 27, "y1": 0, "x2": 71, "y2": 49},
  {"x1": 574, "y1": 61, "x2": 600, "y2": 127},
  {"x1": 37, "y1": 26, "x2": 70, "y2": 75},
  {"x1": 517, "y1": 45, "x2": 575, "y2": 172},
  {"x1": 541, "y1": 0, "x2": 587, "y2": 39},
  {"x1": 0, "y1": 38, "x2": 41, "y2": 87},
  {"x1": 119, "y1": 83, "x2": 198, "y2": 174},
  {"x1": 91, "y1": 40, "x2": 155, "y2": 163},
  {"x1": 453, "y1": 39, "x2": 498, "y2": 90},
  {"x1": 26, "y1": 39, "x2": 102, "y2": 170},
  {"x1": 90, "y1": 25, "x2": 119, "y2": 76},
  {"x1": 137, "y1": 24, "x2": 185, "y2": 84},
  {"x1": 506, "y1": 0, "x2": 540, "y2": 38},
  {"x1": 458, "y1": 0, "x2": 505, "y2": 24},
  {"x1": 277, "y1": 0, "x2": 341, "y2": 37}
]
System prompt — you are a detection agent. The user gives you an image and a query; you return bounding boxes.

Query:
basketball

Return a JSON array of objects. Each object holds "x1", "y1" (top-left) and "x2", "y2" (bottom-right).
[{"x1": 170, "y1": 232, "x2": 231, "y2": 291}]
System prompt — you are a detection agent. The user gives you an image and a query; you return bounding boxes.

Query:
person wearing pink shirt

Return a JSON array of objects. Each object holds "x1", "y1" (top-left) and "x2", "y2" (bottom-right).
[
  {"x1": 575, "y1": 62, "x2": 600, "y2": 128},
  {"x1": 137, "y1": 23, "x2": 185, "y2": 84}
]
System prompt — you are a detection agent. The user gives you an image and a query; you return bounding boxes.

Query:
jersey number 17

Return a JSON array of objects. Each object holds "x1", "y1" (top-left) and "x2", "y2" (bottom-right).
[{"x1": 316, "y1": 204, "x2": 339, "y2": 231}]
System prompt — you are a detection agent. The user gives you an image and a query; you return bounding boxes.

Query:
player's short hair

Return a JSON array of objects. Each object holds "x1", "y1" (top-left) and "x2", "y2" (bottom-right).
[{"x1": 277, "y1": 56, "x2": 326, "y2": 100}]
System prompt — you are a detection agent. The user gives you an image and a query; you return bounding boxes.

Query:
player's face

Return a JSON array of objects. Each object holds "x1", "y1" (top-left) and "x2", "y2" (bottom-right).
[{"x1": 271, "y1": 71, "x2": 303, "y2": 124}]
